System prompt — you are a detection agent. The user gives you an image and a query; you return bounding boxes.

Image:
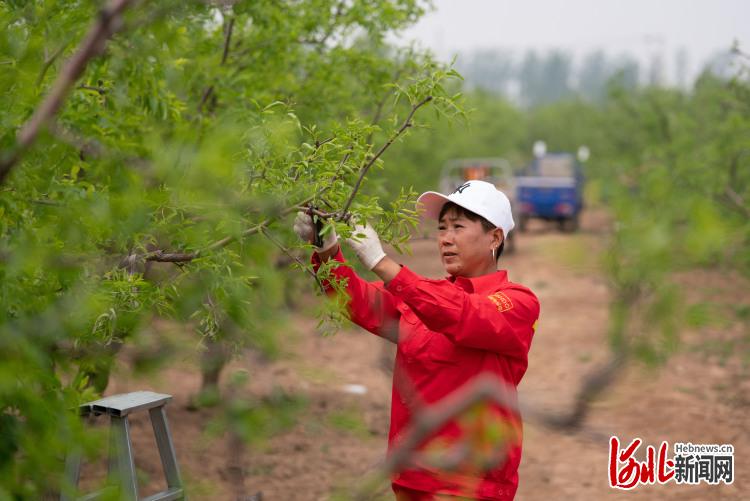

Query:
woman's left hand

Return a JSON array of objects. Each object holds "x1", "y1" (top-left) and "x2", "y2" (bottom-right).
[{"x1": 345, "y1": 222, "x2": 387, "y2": 270}]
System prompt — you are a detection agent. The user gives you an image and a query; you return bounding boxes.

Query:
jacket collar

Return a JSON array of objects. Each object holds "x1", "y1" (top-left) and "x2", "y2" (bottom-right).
[{"x1": 447, "y1": 270, "x2": 509, "y2": 293}]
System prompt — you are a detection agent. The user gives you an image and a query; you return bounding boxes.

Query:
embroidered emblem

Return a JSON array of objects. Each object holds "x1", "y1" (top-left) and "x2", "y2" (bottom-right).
[
  {"x1": 451, "y1": 182, "x2": 471, "y2": 194},
  {"x1": 488, "y1": 291, "x2": 514, "y2": 312}
]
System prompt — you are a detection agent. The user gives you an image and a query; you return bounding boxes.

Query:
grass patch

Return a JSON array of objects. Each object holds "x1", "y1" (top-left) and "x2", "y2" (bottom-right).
[
  {"x1": 326, "y1": 409, "x2": 370, "y2": 439},
  {"x1": 205, "y1": 389, "x2": 308, "y2": 446}
]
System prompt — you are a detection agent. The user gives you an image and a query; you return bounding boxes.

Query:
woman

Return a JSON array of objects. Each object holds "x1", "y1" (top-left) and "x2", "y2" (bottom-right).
[{"x1": 294, "y1": 180, "x2": 540, "y2": 500}]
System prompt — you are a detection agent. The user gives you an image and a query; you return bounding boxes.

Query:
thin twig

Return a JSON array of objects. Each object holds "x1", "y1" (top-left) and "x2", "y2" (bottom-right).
[
  {"x1": 221, "y1": 17, "x2": 235, "y2": 65},
  {"x1": 311, "y1": 147, "x2": 351, "y2": 202},
  {"x1": 335, "y1": 148, "x2": 352, "y2": 174},
  {"x1": 364, "y1": 94, "x2": 389, "y2": 146},
  {"x1": 124, "y1": 137, "x2": 347, "y2": 267},
  {"x1": 197, "y1": 85, "x2": 214, "y2": 112},
  {"x1": 260, "y1": 226, "x2": 324, "y2": 293},
  {"x1": 314, "y1": 136, "x2": 335, "y2": 149},
  {"x1": 221, "y1": 18, "x2": 234, "y2": 64},
  {"x1": 292, "y1": 136, "x2": 336, "y2": 182},
  {"x1": 338, "y1": 96, "x2": 433, "y2": 219},
  {"x1": 365, "y1": 66, "x2": 405, "y2": 145},
  {"x1": 48, "y1": 122, "x2": 105, "y2": 159},
  {"x1": 140, "y1": 195, "x2": 322, "y2": 265},
  {"x1": 0, "y1": 0, "x2": 138, "y2": 184},
  {"x1": 198, "y1": 16, "x2": 235, "y2": 113},
  {"x1": 77, "y1": 84, "x2": 107, "y2": 94},
  {"x1": 143, "y1": 251, "x2": 196, "y2": 263},
  {"x1": 205, "y1": 222, "x2": 267, "y2": 253},
  {"x1": 724, "y1": 186, "x2": 750, "y2": 218},
  {"x1": 294, "y1": 206, "x2": 333, "y2": 219},
  {"x1": 30, "y1": 199, "x2": 62, "y2": 206},
  {"x1": 36, "y1": 43, "x2": 68, "y2": 86},
  {"x1": 722, "y1": 150, "x2": 750, "y2": 218},
  {"x1": 198, "y1": 196, "x2": 325, "y2": 256},
  {"x1": 297, "y1": 1, "x2": 345, "y2": 48}
]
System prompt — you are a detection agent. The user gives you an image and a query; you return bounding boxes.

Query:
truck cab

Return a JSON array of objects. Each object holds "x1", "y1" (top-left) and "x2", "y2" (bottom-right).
[{"x1": 516, "y1": 152, "x2": 584, "y2": 232}]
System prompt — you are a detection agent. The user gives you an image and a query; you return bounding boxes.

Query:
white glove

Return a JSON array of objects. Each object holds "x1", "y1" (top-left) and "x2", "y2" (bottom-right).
[
  {"x1": 293, "y1": 211, "x2": 338, "y2": 252},
  {"x1": 345, "y1": 222, "x2": 387, "y2": 270}
]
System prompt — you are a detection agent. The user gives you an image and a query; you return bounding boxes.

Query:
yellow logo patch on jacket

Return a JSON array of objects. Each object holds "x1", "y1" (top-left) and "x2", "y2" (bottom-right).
[{"x1": 488, "y1": 291, "x2": 514, "y2": 312}]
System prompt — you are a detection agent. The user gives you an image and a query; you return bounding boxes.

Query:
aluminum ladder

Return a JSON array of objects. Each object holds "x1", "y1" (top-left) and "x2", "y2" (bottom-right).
[{"x1": 62, "y1": 391, "x2": 185, "y2": 501}]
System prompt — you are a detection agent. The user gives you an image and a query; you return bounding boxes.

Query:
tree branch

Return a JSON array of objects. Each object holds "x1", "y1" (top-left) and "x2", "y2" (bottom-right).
[
  {"x1": 297, "y1": 1, "x2": 345, "y2": 48},
  {"x1": 36, "y1": 43, "x2": 68, "y2": 86},
  {"x1": 365, "y1": 66, "x2": 406, "y2": 145},
  {"x1": 310, "y1": 146, "x2": 351, "y2": 204},
  {"x1": 120, "y1": 132, "x2": 348, "y2": 268},
  {"x1": 260, "y1": 226, "x2": 324, "y2": 293},
  {"x1": 364, "y1": 92, "x2": 390, "y2": 146},
  {"x1": 535, "y1": 354, "x2": 627, "y2": 430},
  {"x1": 142, "y1": 251, "x2": 197, "y2": 263},
  {"x1": 198, "y1": 85, "x2": 215, "y2": 112},
  {"x1": 0, "y1": 0, "x2": 138, "y2": 184},
  {"x1": 722, "y1": 149, "x2": 750, "y2": 218},
  {"x1": 221, "y1": 17, "x2": 235, "y2": 65},
  {"x1": 724, "y1": 186, "x2": 750, "y2": 218},
  {"x1": 137, "y1": 193, "x2": 324, "y2": 266},
  {"x1": 198, "y1": 16, "x2": 235, "y2": 113},
  {"x1": 338, "y1": 95, "x2": 433, "y2": 220},
  {"x1": 47, "y1": 121, "x2": 105, "y2": 160}
]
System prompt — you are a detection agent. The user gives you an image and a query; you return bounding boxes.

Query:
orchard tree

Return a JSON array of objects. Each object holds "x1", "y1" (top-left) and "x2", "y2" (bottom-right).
[
  {"x1": 0, "y1": 0, "x2": 463, "y2": 497},
  {"x1": 593, "y1": 66, "x2": 750, "y2": 364}
]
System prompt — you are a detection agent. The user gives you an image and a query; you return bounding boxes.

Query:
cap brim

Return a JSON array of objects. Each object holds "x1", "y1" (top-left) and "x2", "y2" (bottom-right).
[{"x1": 416, "y1": 191, "x2": 452, "y2": 221}]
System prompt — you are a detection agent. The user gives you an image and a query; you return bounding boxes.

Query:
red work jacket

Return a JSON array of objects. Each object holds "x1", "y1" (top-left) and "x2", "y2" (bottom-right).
[{"x1": 312, "y1": 247, "x2": 540, "y2": 500}]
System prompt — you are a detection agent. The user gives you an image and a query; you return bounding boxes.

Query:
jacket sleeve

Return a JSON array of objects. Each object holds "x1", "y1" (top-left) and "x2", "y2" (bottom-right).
[
  {"x1": 311, "y1": 247, "x2": 401, "y2": 341},
  {"x1": 385, "y1": 266, "x2": 539, "y2": 358}
]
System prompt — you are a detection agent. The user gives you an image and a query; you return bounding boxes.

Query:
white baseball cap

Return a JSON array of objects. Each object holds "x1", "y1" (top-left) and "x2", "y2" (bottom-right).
[{"x1": 417, "y1": 180, "x2": 515, "y2": 237}]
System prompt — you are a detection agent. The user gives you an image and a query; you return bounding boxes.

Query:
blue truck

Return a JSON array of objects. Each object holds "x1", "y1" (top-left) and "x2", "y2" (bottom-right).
[{"x1": 516, "y1": 152, "x2": 585, "y2": 232}]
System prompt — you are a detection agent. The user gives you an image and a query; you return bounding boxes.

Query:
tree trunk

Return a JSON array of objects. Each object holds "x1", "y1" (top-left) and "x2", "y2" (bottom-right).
[{"x1": 191, "y1": 337, "x2": 230, "y2": 408}]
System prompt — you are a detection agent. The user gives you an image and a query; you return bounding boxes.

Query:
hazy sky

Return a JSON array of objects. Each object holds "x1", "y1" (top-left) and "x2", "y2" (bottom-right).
[{"x1": 394, "y1": 0, "x2": 750, "y2": 81}]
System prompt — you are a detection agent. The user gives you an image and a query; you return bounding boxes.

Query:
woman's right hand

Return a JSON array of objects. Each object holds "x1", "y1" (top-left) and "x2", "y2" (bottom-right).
[{"x1": 293, "y1": 211, "x2": 339, "y2": 254}]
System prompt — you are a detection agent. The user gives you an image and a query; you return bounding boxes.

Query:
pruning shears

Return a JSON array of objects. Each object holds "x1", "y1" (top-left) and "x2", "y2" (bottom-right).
[{"x1": 306, "y1": 204, "x2": 324, "y2": 248}]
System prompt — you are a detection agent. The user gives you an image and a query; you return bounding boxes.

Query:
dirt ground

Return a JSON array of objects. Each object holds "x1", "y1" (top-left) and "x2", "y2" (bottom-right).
[{"x1": 85, "y1": 208, "x2": 748, "y2": 500}]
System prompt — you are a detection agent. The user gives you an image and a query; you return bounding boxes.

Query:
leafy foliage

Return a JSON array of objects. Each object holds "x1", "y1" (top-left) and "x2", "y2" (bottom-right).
[{"x1": 0, "y1": 0, "x2": 468, "y2": 497}]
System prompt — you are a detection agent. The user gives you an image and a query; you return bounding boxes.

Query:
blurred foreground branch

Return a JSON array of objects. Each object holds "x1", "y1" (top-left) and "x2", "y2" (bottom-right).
[
  {"x1": 0, "y1": 0, "x2": 138, "y2": 183},
  {"x1": 382, "y1": 374, "x2": 519, "y2": 477},
  {"x1": 351, "y1": 357, "x2": 624, "y2": 500}
]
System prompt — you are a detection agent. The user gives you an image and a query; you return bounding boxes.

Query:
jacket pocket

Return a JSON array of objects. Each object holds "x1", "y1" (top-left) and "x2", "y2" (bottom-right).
[
  {"x1": 396, "y1": 304, "x2": 429, "y2": 359},
  {"x1": 427, "y1": 332, "x2": 461, "y2": 366}
]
